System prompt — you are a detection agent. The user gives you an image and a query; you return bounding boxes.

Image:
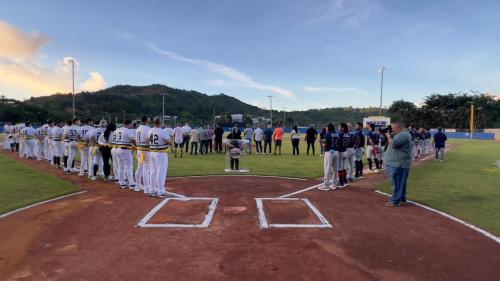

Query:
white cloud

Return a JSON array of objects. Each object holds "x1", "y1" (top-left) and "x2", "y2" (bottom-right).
[
  {"x1": 206, "y1": 79, "x2": 227, "y2": 86},
  {"x1": 144, "y1": 42, "x2": 294, "y2": 98},
  {"x1": 82, "y1": 72, "x2": 107, "y2": 91},
  {"x1": 302, "y1": 86, "x2": 367, "y2": 95},
  {"x1": 0, "y1": 20, "x2": 106, "y2": 99}
]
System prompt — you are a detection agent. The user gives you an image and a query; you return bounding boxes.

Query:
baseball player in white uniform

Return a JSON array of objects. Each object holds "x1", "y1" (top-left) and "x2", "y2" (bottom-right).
[
  {"x1": 147, "y1": 116, "x2": 172, "y2": 198},
  {"x1": 18, "y1": 123, "x2": 26, "y2": 158},
  {"x1": 3, "y1": 123, "x2": 11, "y2": 150},
  {"x1": 40, "y1": 121, "x2": 50, "y2": 161},
  {"x1": 77, "y1": 118, "x2": 93, "y2": 176},
  {"x1": 111, "y1": 130, "x2": 120, "y2": 181},
  {"x1": 115, "y1": 120, "x2": 137, "y2": 189},
  {"x1": 22, "y1": 122, "x2": 36, "y2": 159},
  {"x1": 35, "y1": 126, "x2": 44, "y2": 160},
  {"x1": 63, "y1": 119, "x2": 80, "y2": 173},
  {"x1": 52, "y1": 121, "x2": 64, "y2": 168},
  {"x1": 135, "y1": 116, "x2": 151, "y2": 193},
  {"x1": 88, "y1": 120, "x2": 107, "y2": 180}
]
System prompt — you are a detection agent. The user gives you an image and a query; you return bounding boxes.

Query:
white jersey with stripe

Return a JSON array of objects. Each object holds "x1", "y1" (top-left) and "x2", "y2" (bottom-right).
[
  {"x1": 135, "y1": 125, "x2": 151, "y2": 148},
  {"x1": 78, "y1": 125, "x2": 93, "y2": 142},
  {"x1": 52, "y1": 127, "x2": 63, "y2": 141},
  {"x1": 89, "y1": 128, "x2": 105, "y2": 144},
  {"x1": 147, "y1": 127, "x2": 171, "y2": 150},
  {"x1": 24, "y1": 127, "x2": 36, "y2": 138},
  {"x1": 115, "y1": 127, "x2": 135, "y2": 147}
]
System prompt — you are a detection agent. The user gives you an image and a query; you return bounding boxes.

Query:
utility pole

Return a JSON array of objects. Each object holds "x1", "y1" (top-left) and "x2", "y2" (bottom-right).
[
  {"x1": 377, "y1": 67, "x2": 386, "y2": 116},
  {"x1": 64, "y1": 57, "x2": 77, "y2": 118},
  {"x1": 267, "y1": 95, "x2": 275, "y2": 126},
  {"x1": 470, "y1": 104, "x2": 474, "y2": 139}
]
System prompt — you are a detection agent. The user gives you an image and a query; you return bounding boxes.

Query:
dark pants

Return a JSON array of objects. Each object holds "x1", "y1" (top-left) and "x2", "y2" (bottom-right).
[
  {"x1": 100, "y1": 147, "x2": 112, "y2": 177},
  {"x1": 306, "y1": 140, "x2": 315, "y2": 155},
  {"x1": 230, "y1": 158, "x2": 239, "y2": 170},
  {"x1": 255, "y1": 141, "x2": 263, "y2": 153},
  {"x1": 263, "y1": 139, "x2": 272, "y2": 154},
  {"x1": 200, "y1": 140, "x2": 208, "y2": 154},
  {"x1": 386, "y1": 165, "x2": 410, "y2": 203},
  {"x1": 292, "y1": 139, "x2": 300, "y2": 155},
  {"x1": 183, "y1": 135, "x2": 190, "y2": 153},
  {"x1": 190, "y1": 142, "x2": 198, "y2": 154},
  {"x1": 215, "y1": 137, "x2": 223, "y2": 152},
  {"x1": 208, "y1": 139, "x2": 213, "y2": 153}
]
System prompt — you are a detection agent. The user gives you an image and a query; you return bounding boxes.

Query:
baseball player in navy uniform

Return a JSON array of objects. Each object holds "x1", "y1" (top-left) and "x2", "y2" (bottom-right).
[
  {"x1": 366, "y1": 124, "x2": 381, "y2": 172},
  {"x1": 353, "y1": 122, "x2": 365, "y2": 179}
]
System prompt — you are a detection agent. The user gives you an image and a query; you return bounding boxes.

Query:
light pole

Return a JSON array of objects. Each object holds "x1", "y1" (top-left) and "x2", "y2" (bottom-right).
[
  {"x1": 282, "y1": 106, "x2": 286, "y2": 128},
  {"x1": 377, "y1": 67, "x2": 386, "y2": 116},
  {"x1": 64, "y1": 57, "x2": 78, "y2": 118},
  {"x1": 267, "y1": 95, "x2": 275, "y2": 126}
]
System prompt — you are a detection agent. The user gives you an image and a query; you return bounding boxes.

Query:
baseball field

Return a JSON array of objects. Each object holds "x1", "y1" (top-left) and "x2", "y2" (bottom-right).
[{"x1": 1, "y1": 137, "x2": 499, "y2": 280}]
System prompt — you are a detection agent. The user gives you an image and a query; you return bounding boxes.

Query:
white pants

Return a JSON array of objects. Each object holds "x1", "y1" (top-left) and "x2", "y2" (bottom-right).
[
  {"x1": 89, "y1": 146, "x2": 104, "y2": 177},
  {"x1": 323, "y1": 150, "x2": 339, "y2": 186},
  {"x1": 48, "y1": 140, "x2": 54, "y2": 163},
  {"x1": 19, "y1": 139, "x2": 25, "y2": 158},
  {"x1": 150, "y1": 152, "x2": 169, "y2": 195},
  {"x1": 338, "y1": 151, "x2": 347, "y2": 170},
  {"x1": 366, "y1": 145, "x2": 379, "y2": 160},
  {"x1": 3, "y1": 134, "x2": 10, "y2": 149},
  {"x1": 111, "y1": 148, "x2": 119, "y2": 179},
  {"x1": 36, "y1": 141, "x2": 43, "y2": 160},
  {"x1": 79, "y1": 146, "x2": 89, "y2": 175},
  {"x1": 346, "y1": 147, "x2": 355, "y2": 179},
  {"x1": 54, "y1": 141, "x2": 63, "y2": 157},
  {"x1": 43, "y1": 138, "x2": 49, "y2": 160},
  {"x1": 135, "y1": 150, "x2": 151, "y2": 191},
  {"x1": 66, "y1": 141, "x2": 78, "y2": 171},
  {"x1": 24, "y1": 139, "x2": 36, "y2": 158},
  {"x1": 117, "y1": 148, "x2": 135, "y2": 186}
]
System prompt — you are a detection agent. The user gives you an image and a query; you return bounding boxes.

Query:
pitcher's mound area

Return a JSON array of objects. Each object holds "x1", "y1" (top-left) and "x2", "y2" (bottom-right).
[{"x1": 1, "y1": 172, "x2": 499, "y2": 281}]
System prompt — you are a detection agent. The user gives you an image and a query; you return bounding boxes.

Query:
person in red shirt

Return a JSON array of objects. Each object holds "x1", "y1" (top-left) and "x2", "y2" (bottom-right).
[{"x1": 273, "y1": 122, "x2": 284, "y2": 155}]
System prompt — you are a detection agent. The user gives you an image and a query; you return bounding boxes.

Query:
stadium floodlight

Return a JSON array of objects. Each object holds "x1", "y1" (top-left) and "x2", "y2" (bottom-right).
[
  {"x1": 267, "y1": 95, "x2": 275, "y2": 126},
  {"x1": 377, "y1": 67, "x2": 386, "y2": 116},
  {"x1": 63, "y1": 57, "x2": 79, "y2": 118}
]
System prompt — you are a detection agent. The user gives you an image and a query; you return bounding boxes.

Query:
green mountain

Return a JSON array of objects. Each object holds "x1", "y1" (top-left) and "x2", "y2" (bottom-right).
[{"x1": 3, "y1": 84, "x2": 382, "y2": 126}]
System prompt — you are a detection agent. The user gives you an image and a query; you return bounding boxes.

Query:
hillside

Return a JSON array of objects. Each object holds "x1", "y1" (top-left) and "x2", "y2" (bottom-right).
[{"x1": 12, "y1": 84, "x2": 382, "y2": 125}]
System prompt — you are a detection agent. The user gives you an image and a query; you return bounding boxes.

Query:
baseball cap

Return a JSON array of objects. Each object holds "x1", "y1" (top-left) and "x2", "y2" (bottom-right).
[{"x1": 99, "y1": 120, "x2": 108, "y2": 127}]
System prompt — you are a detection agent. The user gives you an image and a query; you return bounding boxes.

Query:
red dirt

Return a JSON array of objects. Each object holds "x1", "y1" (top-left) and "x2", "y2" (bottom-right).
[{"x1": 1, "y1": 150, "x2": 499, "y2": 281}]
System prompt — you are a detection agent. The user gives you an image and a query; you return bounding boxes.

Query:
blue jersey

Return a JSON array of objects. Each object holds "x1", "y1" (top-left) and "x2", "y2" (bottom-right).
[
  {"x1": 336, "y1": 132, "x2": 350, "y2": 152},
  {"x1": 347, "y1": 131, "x2": 356, "y2": 148},
  {"x1": 367, "y1": 130, "x2": 380, "y2": 145},
  {"x1": 354, "y1": 130, "x2": 365, "y2": 149}
]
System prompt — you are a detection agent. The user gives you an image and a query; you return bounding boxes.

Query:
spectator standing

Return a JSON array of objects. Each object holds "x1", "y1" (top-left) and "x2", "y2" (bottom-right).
[
  {"x1": 433, "y1": 128, "x2": 447, "y2": 161},
  {"x1": 243, "y1": 124, "x2": 254, "y2": 154},
  {"x1": 181, "y1": 123, "x2": 192, "y2": 153},
  {"x1": 384, "y1": 122, "x2": 413, "y2": 206},
  {"x1": 199, "y1": 126, "x2": 208, "y2": 155},
  {"x1": 173, "y1": 123, "x2": 184, "y2": 158},
  {"x1": 189, "y1": 127, "x2": 200, "y2": 154},
  {"x1": 253, "y1": 125, "x2": 264, "y2": 154},
  {"x1": 273, "y1": 122, "x2": 284, "y2": 155},
  {"x1": 214, "y1": 124, "x2": 224, "y2": 153},
  {"x1": 206, "y1": 126, "x2": 214, "y2": 153},
  {"x1": 291, "y1": 125, "x2": 300, "y2": 155},
  {"x1": 263, "y1": 125, "x2": 273, "y2": 154},
  {"x1": 305, "y1": 124, "x2": 318, "y2": 155}
]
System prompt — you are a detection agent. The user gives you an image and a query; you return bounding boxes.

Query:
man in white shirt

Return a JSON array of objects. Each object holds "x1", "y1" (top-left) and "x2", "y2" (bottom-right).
[
  {"x1": 253, "y1": 124, "x2": 264, "y2": 154},
  {"x1": 115, "y1": 120, "x2": 137, "y2": 189},
  {"x1": 189, "y1": 127, "x2": 200, "y2": 155},
  {"x1": 181, "y1": 123, "x2": 191, "y2": 153},
  {"x1": 173, "y1": 123, "x2": 184, "y2": 158},
  {"x1": 135, "y1": 116, "x2": 151, "y2": 193},
  {"x1": 243, "y1": 124, "x2": 254, "y2": 154},
  {"x1": 148, "y1": 116, "x2": 173, "y2": 198}
]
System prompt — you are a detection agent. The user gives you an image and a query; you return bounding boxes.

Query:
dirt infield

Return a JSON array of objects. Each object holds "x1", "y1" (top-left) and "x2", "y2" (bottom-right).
[{"x1": 1, "y1": 152, "x2": 499, "y2": 281}]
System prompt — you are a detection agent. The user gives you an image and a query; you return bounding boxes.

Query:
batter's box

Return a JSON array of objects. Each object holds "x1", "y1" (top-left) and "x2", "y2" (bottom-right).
[
  {"x1": 137, "y1": 197, "x2": 219, "y2": 228},
  {"x1": 255, "y1": 198, "x2": 332, "y2": 228}
]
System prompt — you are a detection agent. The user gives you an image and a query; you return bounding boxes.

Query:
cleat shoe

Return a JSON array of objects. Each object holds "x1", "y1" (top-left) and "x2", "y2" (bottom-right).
[
  {"x1": 119, "y1": 185, "x2": 127, "y2": 189},
  {"x1": 385, "y1": 201, "x2": 400, "y2": 207},
  {"x1": 148, "y1": 192, "x2": 158, "y2": 197},
  {"x1": 318, "y1": 186, "x2": 330, "y2": 191},
  {"x1": 134, "y1": 187, "x2": 142, "y2": 192}
]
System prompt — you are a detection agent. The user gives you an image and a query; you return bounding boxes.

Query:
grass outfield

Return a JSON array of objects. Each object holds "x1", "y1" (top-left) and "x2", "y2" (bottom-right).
[
  {"x1": 0, "y1": 153, "x2": 80, "y2": 214},
  {"x1": 377, "y1": 139, "x2": 500, "y2": 236}
]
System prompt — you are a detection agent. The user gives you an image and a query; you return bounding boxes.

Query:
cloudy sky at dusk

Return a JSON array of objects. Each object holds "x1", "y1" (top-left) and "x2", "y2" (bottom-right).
[{"x1": 1, "y1": 0, "x2": 499, "y2": 110}]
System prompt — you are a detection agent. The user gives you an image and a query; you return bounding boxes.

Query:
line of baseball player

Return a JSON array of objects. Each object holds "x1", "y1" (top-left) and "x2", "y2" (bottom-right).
[{"x1": 2, "y1": 118, "x2": 438, "y2": 195}]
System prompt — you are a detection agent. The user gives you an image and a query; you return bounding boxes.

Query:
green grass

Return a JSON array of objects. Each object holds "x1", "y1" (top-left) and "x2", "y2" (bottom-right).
[
  {"x1": 377, "y1": 139, "x2": 500, "y2": 236},
  {"x1": 166, "y1": 134, "x2": 326, "y2": 178},
  {"x1": 0, "y1": 153, "x2": 80, "y2": 214}
]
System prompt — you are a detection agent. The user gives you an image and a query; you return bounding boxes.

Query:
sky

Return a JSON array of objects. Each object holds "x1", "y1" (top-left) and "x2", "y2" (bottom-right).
[{"x1": 1, "y1": 0, "x2": 499, "y2": 110}]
